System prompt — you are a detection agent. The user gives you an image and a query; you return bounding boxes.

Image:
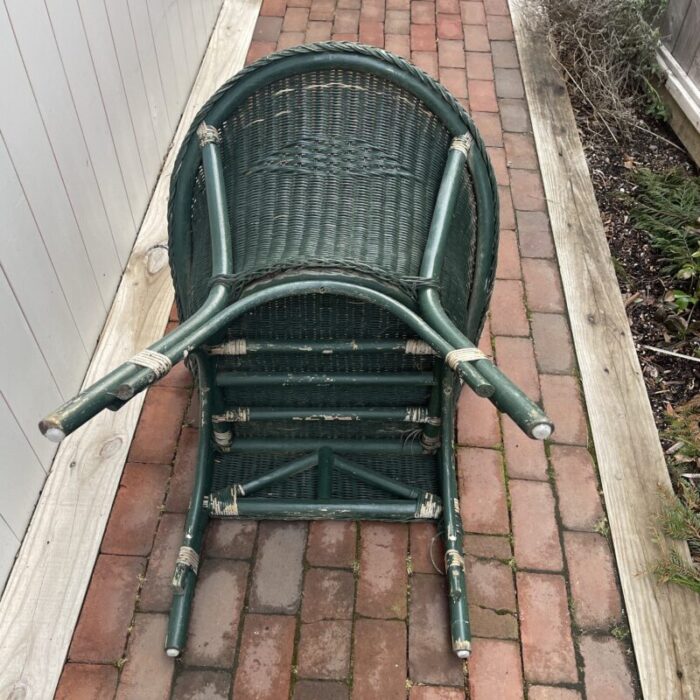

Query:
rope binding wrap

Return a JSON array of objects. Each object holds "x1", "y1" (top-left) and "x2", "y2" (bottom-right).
[{"x1": 128, "y1": 349, "x2": 172, "y2": 379}]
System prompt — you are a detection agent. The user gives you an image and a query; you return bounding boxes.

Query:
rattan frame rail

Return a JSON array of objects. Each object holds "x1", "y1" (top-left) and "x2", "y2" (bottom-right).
[{"x1": 39, "y1": 43, "x2": 553, "y2": 660}]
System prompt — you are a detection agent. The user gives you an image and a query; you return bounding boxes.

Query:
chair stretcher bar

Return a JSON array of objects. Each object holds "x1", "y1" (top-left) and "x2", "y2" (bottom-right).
[
  {"x1": 208, "y1": 339, "x2": 438, "y2": 355},
  {"x1": 215, "y1": 372, "x2": 437, "y2": 387},
  {"x1": 211, "y1": 406, "x2": 438, "y2": 423}
]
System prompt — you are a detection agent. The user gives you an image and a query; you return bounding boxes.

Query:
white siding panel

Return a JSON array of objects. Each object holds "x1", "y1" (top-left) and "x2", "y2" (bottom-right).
[
  {"x1": 127, "y1": 0, "x2": 174, "y2": 138},
  {"x1": 190, "y1": 0, "x2": 207, "y2": 56},
  {"x1": 0, "y1": 6, "x2": 107, "y2": 351},
  {"x1": 0, "y1": 518, "x2": 19, "y2": 593},
  {"x1": 0, "y1": 138, "x2": 89, "y2": 395},
  {"x1": 0, "y1": 397, "x2": 47, "y2": 538},
  {"x1": 177, "y1": 1, "x2": 199, "y2": 84},
  {"x1": 105, "y1": 0, "x2": 162, "y2": 185},
  {"x1": 77, "y1": 0, "x2": 150, "y2": 218},
  {"x1": 164, "y1": 0, "x2": 191, "y2": 103},
  {"x1": 0, "y1": 268, "x2": 62, "y2": 467},
  {"x1": 45, "y1": 0, "x2": 137, "y2": 263},
  {"x1": 147, "y1": 0, "x2": 182, "y2": 130},
  {"x1": 5, "y1": 0, "x2": 122, "y2": 306}
]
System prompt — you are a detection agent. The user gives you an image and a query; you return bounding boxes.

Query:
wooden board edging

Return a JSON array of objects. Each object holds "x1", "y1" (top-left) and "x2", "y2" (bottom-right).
[
  {"x1": 509, "y1": 2, "x2": 700, "y2": 697},
  {"x1": 0, "y1": 1, "x2": 261, "y2": 697}
]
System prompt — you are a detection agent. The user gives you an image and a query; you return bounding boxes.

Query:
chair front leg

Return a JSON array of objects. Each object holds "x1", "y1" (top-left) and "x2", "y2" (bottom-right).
[
  {"x1": 440, "y1": 370, "x2": 471, "y2": 658},
  {"x1": 165, "y1": 352, "x2": 215, "y2": 657}
]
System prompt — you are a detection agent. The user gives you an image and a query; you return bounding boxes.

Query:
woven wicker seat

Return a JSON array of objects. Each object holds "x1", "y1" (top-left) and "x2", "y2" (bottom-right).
[{"x1": 41, "y1": 42, "x2": 553, "y2": 660}]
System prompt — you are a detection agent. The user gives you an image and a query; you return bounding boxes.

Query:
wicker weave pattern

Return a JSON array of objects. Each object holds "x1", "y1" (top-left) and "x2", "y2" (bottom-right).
[
  {"x1": 223, "y1": 69, "x2": 448, "y2": 273},
  {"x1": 184, "y1": 66, "x2": 477, "y2": 328},
  {"x1": 169, "y1": 43, "x2": 494, "y2": 333},
  {"x1": 211, "y1": 451, "x2": 439, "y2": 500}
]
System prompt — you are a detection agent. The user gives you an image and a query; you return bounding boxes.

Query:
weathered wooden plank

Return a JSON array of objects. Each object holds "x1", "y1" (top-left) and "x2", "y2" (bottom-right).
[
  {"x1": 510, "y1": 2, "x2": 700, "y2": 697},
  {"x1": 657, "y1": 46, "x2": 700, "y2": 167},
  {"x1": 0, "y1": 2, "x2": 261, "y2": 697},
  {"x1": 689, "y1": 44, "x2": 700, "y2": 88},
  {"x1": 658, "y1": 45, "x2": 700, "y2": 134}
]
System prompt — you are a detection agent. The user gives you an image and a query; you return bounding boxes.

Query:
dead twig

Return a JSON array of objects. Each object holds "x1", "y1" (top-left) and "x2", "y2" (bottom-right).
[{"x1": 641, "y1": 345, "x2": 700, "y2": 364}]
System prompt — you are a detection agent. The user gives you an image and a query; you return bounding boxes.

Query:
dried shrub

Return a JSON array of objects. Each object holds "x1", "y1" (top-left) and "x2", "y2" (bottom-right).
[{"x1": 526, "y1": 0, "x2": 666, "y2": 136}]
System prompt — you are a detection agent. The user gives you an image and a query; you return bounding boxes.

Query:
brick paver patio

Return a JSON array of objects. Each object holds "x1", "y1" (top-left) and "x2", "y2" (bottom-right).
[{"x1": 55, "y1": 1, "x2": 641, "y2": 697}]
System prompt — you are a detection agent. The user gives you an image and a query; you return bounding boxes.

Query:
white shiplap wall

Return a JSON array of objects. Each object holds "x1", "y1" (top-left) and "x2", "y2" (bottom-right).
[{"x1": 0, "y1": 0, "x2": 224, "y2": 588}]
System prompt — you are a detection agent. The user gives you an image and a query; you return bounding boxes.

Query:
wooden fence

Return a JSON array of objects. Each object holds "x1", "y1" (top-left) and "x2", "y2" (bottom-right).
[{"x1": 663, "y1": 0, "x2": 700, "y2": 82}]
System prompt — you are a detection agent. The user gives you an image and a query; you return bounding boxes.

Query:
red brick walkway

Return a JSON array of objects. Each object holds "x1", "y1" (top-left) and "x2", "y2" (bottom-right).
[{"x1": 55, "y1": 1, "x2": 641, "y2": 698}]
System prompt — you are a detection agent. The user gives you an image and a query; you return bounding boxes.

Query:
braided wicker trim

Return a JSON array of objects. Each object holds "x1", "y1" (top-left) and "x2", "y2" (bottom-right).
[
  {"x1": 445, "y1": 548, "x2": 465, "y2": 569},
  {"x1": 405, "y1": 407, "x2": 429, "y2": 423},
  {"x1": 213, "y1": 408, "x2": 250, "y2": 423},
  {"x1": 129, "y1": 349, "x2": 172, "y2": 378},
  {"x1": 197, "y1": 121, "x2": 221, "y2": 146},
  {"x1": 209, "y1": 340, "x2": 248, "y2": 355},
  {"x1": 208, "y1": 259, "x2": 437, "y2": 300},
  {"x1": 207, "y1": 485, "x2": 245, "y2": 516},
  {"x1": 420, "y1": 432, "x2": 441, "y2": 453},
  {"x1": 176, "y1": 546, "x2": 200, "y2": 575},
  {"x1": 445, "y1": 347, "x2": 486, "y2": 369},
  {"x1": 450, "y1": 133, "x2": 473, "y2": 157},
  {"x1": 213, "y1": 429, "x2": 233, "y2": 448},
  {"x1": 405, "y1": 339, "x2": 437, "y2": 355}
]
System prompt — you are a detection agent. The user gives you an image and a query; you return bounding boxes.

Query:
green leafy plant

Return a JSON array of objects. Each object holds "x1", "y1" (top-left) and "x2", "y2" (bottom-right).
[
  {"x1": 654, "y1": 481, "x2": 700, "y2": 593},
  {"x1": 628, "y1": 167, "x2": 700, "y2": 314},
  {"x1": 657, "y1": 482, "x2": 700, "y2": 544},
  {"x1": 654, "y1": 549, "x2": 700, "y2": 594}
]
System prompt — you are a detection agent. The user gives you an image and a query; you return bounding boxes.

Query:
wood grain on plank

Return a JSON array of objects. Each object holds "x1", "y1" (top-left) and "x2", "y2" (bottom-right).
[
  {"x1": 510, "y1": 1, "x2": 700, "y2": 697},
  {"x1": 0, "y1": 2, "x2": 258, "y2": 697}
]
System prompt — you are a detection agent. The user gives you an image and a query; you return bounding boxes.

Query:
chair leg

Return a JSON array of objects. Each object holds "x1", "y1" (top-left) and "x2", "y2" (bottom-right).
[
  {"x1": 440, "y1": 371, "x2": 471, "y2": 658},
  {"x1": 165, "y1": 352, "x2": 215, "y2": 657},
  {"x1": 166, "y1": 570, "x2": 197, "y2": 657}
]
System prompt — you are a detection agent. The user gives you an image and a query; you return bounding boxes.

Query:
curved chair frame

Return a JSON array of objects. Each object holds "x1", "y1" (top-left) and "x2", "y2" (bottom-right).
[{"x1": 40, "y1": 44, "x2": 553, "y2": 660}]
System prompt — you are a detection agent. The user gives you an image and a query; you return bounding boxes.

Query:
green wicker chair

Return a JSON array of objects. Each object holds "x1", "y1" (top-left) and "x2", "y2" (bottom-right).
[{"x1": 40, "y1": 42, "x2": 553, "y2": 660}]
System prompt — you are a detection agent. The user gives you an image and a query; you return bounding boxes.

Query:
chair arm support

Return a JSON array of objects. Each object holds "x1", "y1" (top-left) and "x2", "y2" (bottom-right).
[
  {"x1": 419, "y1": 288, "x2": 553, "y2": 440},
  {"x1": 40, "y1": 280, "x2": 499, "y2": 441},
  {"x1": 38, "y1": 284, "x2": 230, "y2": 442}
]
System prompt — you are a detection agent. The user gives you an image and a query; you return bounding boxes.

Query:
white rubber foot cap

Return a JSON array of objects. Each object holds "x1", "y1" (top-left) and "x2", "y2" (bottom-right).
[
  {"x1": 165, "y1": 648, "x2": 181, "y2": 658},
  {"x1": 456, "y1": 649, "x2": 471, "y2": 659},
  {"x1": 532, "y1": 423, "x2": 552, "y2": 440},
  {"x1": 45, "y1": 427, "x2": 66, "y2": 443}
]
